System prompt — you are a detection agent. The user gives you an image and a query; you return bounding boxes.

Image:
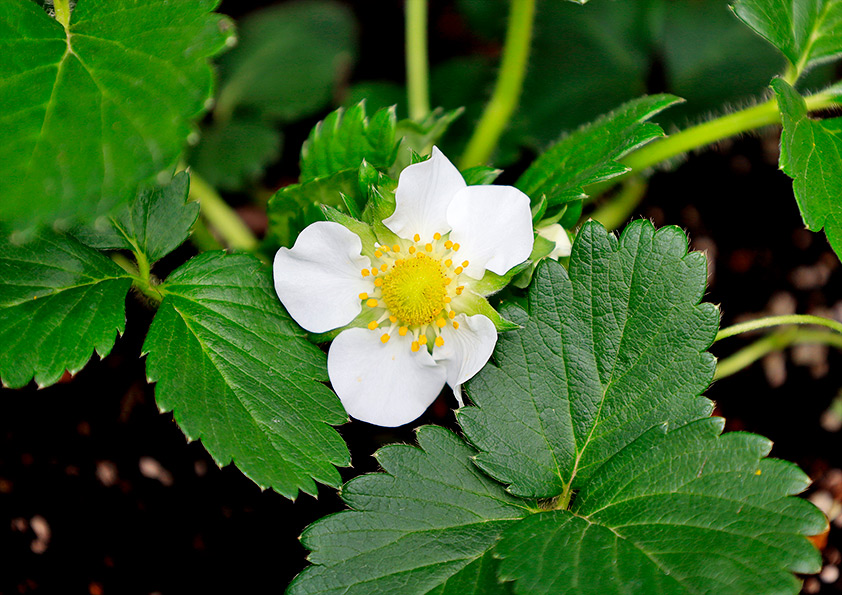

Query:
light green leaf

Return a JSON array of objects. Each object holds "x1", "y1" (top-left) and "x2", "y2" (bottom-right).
[
  {"x1": 188, "y1": 117, "x2": 282, "y2": 191},
  {"x1": 732, "y1": 0, "x2": 842, "y2": 76},
  {"x1": 773, "y1": 78, "x2": 842, "y2": 260},
  {"x1": 72, "y1": 172, "x2": 198, "y2": 264},
  {"x1": 288, "y1": 426, "x2": 529, "y2": 594},
  {"x1": 0, "y1": 229, "x2": 131, "y2": 389},
  {"x1": 300, "y1": 102, "x2": 398, "y2": 182},
  {"x1": 495, "y1": 417, "x2": 824, "y2": 594},
  {"x1": 213, "y1": 0, "x2": 356, "y2": 123},
  {"x1": 458, "y1": 220, "x2": 717, "y2": 497},
  {"x1": 0, "y1": 0, "x2": 234, "y2": 225},
  {"x1": 515, "y1": 95, "x2": 681, "y2": 207},
  {"x1": 143, "y1": 251, "x2": 349, "y2": 498}
]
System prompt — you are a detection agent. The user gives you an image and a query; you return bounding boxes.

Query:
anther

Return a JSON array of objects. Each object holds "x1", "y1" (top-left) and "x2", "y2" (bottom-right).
[
  {"x1": 361, "y1": 269, "x2": 370, "y2": 277},
  {"x1": 425, "y1": 243, "x2": 433, "y2": 252},
  {"x1": 381, "y1": 245, "x2": 390, "y2": 252},
  {"x1": 449, "y1": 310, "x2": 456, "y2": 319},
  {"x1": 371, "y1": 267, "x2": 379, "y2": 276},
  {"x1": 444, "y1": 240, "x2": 453, "y2": 249},
  {"x1": 393, "y1": 244, "x2": 401, "y2": 252},
  {"x1": 411, "y1": 341, "x2": 420, "y2": 352},
  {"x1": 409, "y1": 246, "x2": 416, "y2": 254},
  {"x1": 366, "y1": 299, "x2": 378, "y2": 308},
  {"x1": 453, "y1": 321, "x2": 460, "y2": 329},
  {"x1": 445, "y1": 259, "x2": 453, "y2": 267},
  {"x1": 389, "y1": 315, "x2": 398, "y2": 323},
  {"x1": 380, "y1": 263, "x2": 388, "y2": 272},
  {"x1": 399, "y1": 326, "x2": 408, "y2": 336},
  {"x1": 443, "y1": 296, "x2": 451, "y2": 303},
  {"x1": 454, "y1": 267, "x2": 463, "y2": 274},
  {"x1": 443, "y1": 277, "x2": 452, "y2": 285},
  {"x1": 413, "y1": 234, "x2": 421, "y2": 242},
  {"x1": 374, "y1": 250, "x2": 383, "y2": 258},
  {"x1": 367, "y1": 321, "x2": 379, "y2": 330},
  {"x1": 435, "y1": 336, "x2": 445, "y2": 347},
  {"x1": 462, "y1": 260, "x2": 469, "y2": 268},
  {"x1": 433, "y1": 232, "x2": 441, "y2": 240},
  {"x1": 452, "y1": 243, "x2": 460, "y2": 251},
  {"x1": 381, "y1": 334, "x2": 390, "y2": 344},
  {"x1": 456, "y1": 285, "x2": 464, "y2": 294},
  {"x1": 374, "y1": 278, "x2": 383, "y2": 287},
  {"x1": 436, "y1": 318, "x2": 446, "y2": 328},
  {"x1": 419, "y1": 335, "x2": 428, "y2": 345},
  {"x1": 359, "y1": 293, "x2": 368, "y2": 300}
]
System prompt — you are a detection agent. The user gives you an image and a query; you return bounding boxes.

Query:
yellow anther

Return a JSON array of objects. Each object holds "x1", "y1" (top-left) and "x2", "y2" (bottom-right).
[
  {"x1": 381, "y1": 333, "x2": 391, "y2": 344},
  {"x1": 413, "y1": 233, "x2": 421, "y2": 242},
  {"x1": 454, "y1": 267, "x2": 463, "y2": 274},
  {"x1": 452, "y1": 243, "x2": 460, "y2": 251},
  {"x1": 443, "y1": 277, "x2": 452, "y2": 286},
  {"x1": 433, "y1": 232, "x2": 441, "y2": 240},
  {"x1": 449, "y1": 310, "x2": 456, "y2": 319},
  {"x1": 366, "y1": 299, "x2": 378, "y2": 308},
  {"x1": 361, "y1": 269, "x2": 370, "y2": 277},
  {"x1": 393, "y1": 244, "x2": 401, "y2": 252},
  {"x1": 453, "y1": 321, "x2": 460, "y2": 329},
  {"x1": 435, "y1": 336, "x2": 444, "y2": 347},
  {"x1": 381, "y1": 245, "x2": 390, "y2": 252},
  {"x1": 374, "y1": 278, "x2": 383, "y2": 287},
  {"x1": 419, "y1": 335, "x2": 428, "y2": 345},
  {"x1": 395, "y1": 259, "x2": 405, "y2": 266},
  {"x1": 443, "y1": 296, "x2": 451, "y2": 303},
  {"x1": 425, "y1": 243, "x2": 433, "y2": 252},
  {"x1": 374, "y1": 250, "x2": 383, "y2": 258},
  {"x1": 399, "y1": 326, "x2": 408, "y2": 336},
  {"x1": 456, "y1": 285, "x2": 464, "y2": 294},
  {"x1": 367, "y1": 321, "x2": 379, "y2": 330},
  {"x1": 409, "y1": 246, "x2": 416, "y2": 254},
  {"x1": 359, "y1": 292, "x2": 368, "y2": 300},
  {"x1": 445, "y1": 259, "x2": 453, "y2": 267},
  {"x1": 371, "y1": 267, "x2": 379, "y2": 276},
  {"x1": 462, "y1": 260, "x2": 469, "y2": 268},
  {"x1": 411, "y1": 341, "x2": 420, "y2": 352},
  {"x1": 379, "y1": 263, "x2": 387, "y2": 272},
  {"x1": 389, "y1": 315, "x2": 398, "y2": 323},
  {"x1": 436, "y1": 318, "x2": 446, "y2": 328},
  {"x1": 444, "y1": 240, "x2": 453, "y2": 249}
]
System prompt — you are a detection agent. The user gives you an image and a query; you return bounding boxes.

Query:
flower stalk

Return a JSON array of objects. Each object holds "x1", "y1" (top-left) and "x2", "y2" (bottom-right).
[
  {"x1": 405, "y1": 0, "x2": 431, "y2": 121},
  {"x1": 187, "y1": 169, "x2": 259, "y2": 253}
]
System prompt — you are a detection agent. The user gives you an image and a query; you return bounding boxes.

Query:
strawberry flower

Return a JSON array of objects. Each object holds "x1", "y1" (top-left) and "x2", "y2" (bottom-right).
[{"x1": 273, "y1": 148, "x2": 533, "y2": 426}]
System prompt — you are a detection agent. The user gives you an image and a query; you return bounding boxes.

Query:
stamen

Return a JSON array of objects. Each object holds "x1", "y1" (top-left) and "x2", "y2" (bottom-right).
[
  {"x1": 366, "y1": 299, "x2": 378, "y2": 308},
  {"x1": 374, "y1": 250, "x2": 383, "y2": 258},
  {"x1": 371, "y1": 267, "x2": 379, "y2": 276},
  {"x1": 359, "y1": 292, "x2": 368, "y2": 300},
  {"x1": 444, "y1": 240, "x2": 453, "y2": 249},
  {"x1": 393, "y1": 244, "x2": 401, "y2": 252},
  {"x1": 361, "y1": 269, "x2": 370, "y2": 277},
  {"x1": 454, "y1": 267, "x2": 463, "y2": 274},
  {"x1": 443, "y1": 277, "x2": 452, "y2": 286},
  {"x1": 435, "y1": 336, "x2": 444, "y2": 347},
  {"x1": 433, "y1": 232, "x2": 441, "y2": 240},
  {"x1": 408, "y1": 246, "x2": 416, "y2": 254},
  {"x1": 436, "y1": 318, "x2": 446, "y2": 328},
  {"x1": 381, "y1": 245, "x2": 390, "y2": 252},
  {"x1": 419, "y1": 335, "x2": 428, "y2": 345},
  {"x1": 445, "y1": 259, "x2": 452, "y2": 267},
  {"x1": 389, "y1": 315, "x2": 398, "y2": 323},
  {"x1": 425, "y1": 243, "x2": 433, "y2": 252},
  {"x1": 374, "y1": 278, "x2": 383, "y2": 287},
  {"x1": 411, "y1": 341, "x2": 420, "y2": 352},
  {"x1": 455, "y1": 286, "x2": 464, "y2": 295},
  {"x1": 368, "y1": 321, "x2": 379, "y2": 330},
  {"x1": 399, "y1": 326, "x2": 408, "y2": 336},
  {"x1": 452, "y1": 243, "x2": 460, "y2": 251},
  {"x1": 462, "y1": 260, "x2": 469, "y2": 268},
  {"x1": 449, "y1": 310, "x2": 456, "y2": 319},
  {"x1": 413, "y1": 233, "x2": 421, "y2": 242},
  {"x1": 380, "y1": 263, "x2": 388, "y2": 272},
  {"x1": 381, "y1": 334, "x2": 390, "y2": 344},
  {"x1": 443, "y1": 296, "x2": 451, "y2": 303},
  {"x1": 453, "y1": 321, "x2": 460, "y2": 329}
]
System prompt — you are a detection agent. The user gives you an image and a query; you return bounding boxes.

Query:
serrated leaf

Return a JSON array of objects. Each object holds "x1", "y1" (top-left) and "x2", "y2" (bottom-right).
[
  {"x1": 0, "y1": 0, "x2": 234, "y2": 225},
  {"x1": 72, "y1": 172, "x2": 198, "y2": 264},
  {"x1": 300, "y1": 103, "x2": 398, "y2": 181},
  {"x1": 393, "y1": 107, "x2": 464, "y2": 171},
  {"x1": 773, "y1": 78, "x2": 842, "y2": 260},
  {"x1": 188, "y1": 117, "x2": 282, "y2": 191},
  {"x1": 458, "y1": 220, "x2": 717, "y2": 497},
  {"x1": 288, "y1": 426, "x2": 529, "y2": 594},
  {"x1": 516, "y1": 95, "x2": 681, "y2": 207},
  {"x1": 213, "y1": 0, "x2": 356, "y2": 123},
  {"x1": 495, "y1": 417, "x2": 823, "y2": 594},
  {"x1": 732, "y1": 0, "x2": 842, "y2": 75},
  {"x1": 0, "y1": 229, "x2": 131, "y2": 389},
  {"x1": 143, "y1": 251, "x2": 349, "y2": 498}
]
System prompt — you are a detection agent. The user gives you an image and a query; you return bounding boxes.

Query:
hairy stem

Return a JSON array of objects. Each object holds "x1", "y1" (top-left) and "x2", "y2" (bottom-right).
[
  {"x1": 459, "y1": 0, "x2": 536, "y2": 168},
  {"x1": 111, "y1": 253, "x2": 163, "y2": 305},
  {"x1": 405, "y1": 0, "x2": 430, "y2": 121},
  {"x1": 715, "y1": 314, "x2": 842, "y2": 342},
  {"x1": 188, "y1": 169, "x2": 259, "y2": 252}
]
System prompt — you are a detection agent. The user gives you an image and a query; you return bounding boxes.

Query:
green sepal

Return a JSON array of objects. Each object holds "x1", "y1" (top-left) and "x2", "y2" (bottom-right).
[
  {"x1": 512, "y1": 236, "x2": 558, "y2": 289},
  {"x1": 453, "y1": 291, "x2": 521, "y2": 332},
  {"x1": 321, "y1": 205, "x2": 378, "y2": 260},
  {"x1": 531, "y1": 195, "x2": 549, "y2": 224},
  {"x1": 470, "y1": 261, "x2": 533, "y2": 297},
  {"x1": 393, "y1": 107, "x2": 464, "y2": 173},
  {"x1": 462, "y1": 165, "x2": 503, "y2": 186}
]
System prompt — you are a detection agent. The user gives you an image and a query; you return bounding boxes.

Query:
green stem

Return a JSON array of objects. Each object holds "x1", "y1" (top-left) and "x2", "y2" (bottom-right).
[
  {"x1": 459, "y1": 0, "x2": 536, "y2": 168},
  {"x1": 714, "y1": 328, "x2": 842, "y2": 380},
  {"x1": 188, "y1": 169, "x2": 259, "y2": 252},
  {"x1": 111, "y1": 253, "x2": 163, "y2": 305},
  {"x1": 715, "y1": 314, "x2": 842, "y2": 342},
  {"x1": 53, "y1": 0, "x2": 71, "y2": 28},
  {"x1": 590, "y1": 178, "x2": 648, "y2": 231},
  {"x1": 405, "y1": 0, "x2": 430, "y2": 121}
]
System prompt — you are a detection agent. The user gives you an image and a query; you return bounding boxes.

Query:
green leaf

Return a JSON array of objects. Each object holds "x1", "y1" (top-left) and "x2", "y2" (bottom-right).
[
  {"x1": 732, "y1": 0, "x2": 842, "y2": 76},
  {"x1": 188, "y1": 117, "x2": 282, "y2": 191},
  {"x1": 213, "y1": 0, "x2": 356, "y2": 123},
  {"x1": 0, "y1": 229, "x2": 131, "y2": 389},
  {"x1": 515, "y1": 95, "x2": 681, "y2": 207},
  {"x1": 72, "y1": 172, "x2": 198, "y2": 264},
  {"x1": 458, "y1": 220, "x2": 717, "y2": 497},
  {"x1": 495, "y1": 417, "x2": 824, "y2": 594},
  {"x1": 773, "y1": 78, "x2": 842, "y2": 260},
  {"x1": 143, "y1": 251, "x2": 349, "y2": 498},
  {"x1": 461, "y1": 165, "x2": 502, "y2": 186},
  {"x1": 300, "y1": 102, "x2": 398, "y2": 181},
  {"x1": 0, "y1": 0, "x2": 234, "y2": 225},
  {"x1": 288, "y1": 426, "x2": 529, "y2": 594},
  {"x1": 393, "y1": 107, "x2": 464, "y2": 172}
]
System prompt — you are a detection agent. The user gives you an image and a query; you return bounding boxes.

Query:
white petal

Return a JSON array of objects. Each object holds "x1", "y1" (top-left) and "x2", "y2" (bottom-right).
[
  {"x1": 537, "y1": 223, "x2": 572, "y2": 259},
  {"x1": 433, "y1": 313, "x2": 497, "y2": 406},
  {"x1": 447, "y1": 185, "x2": 534, "y2": 278},
  {"x1": 273, "y1": 221, "x2": 371, "y2": 333},
  {"x1": 328, "y1": 328, "x2": 447, "y2": 427},
  {"x1": 383, "y1": 146, "x2": 466, "y2": 241}
]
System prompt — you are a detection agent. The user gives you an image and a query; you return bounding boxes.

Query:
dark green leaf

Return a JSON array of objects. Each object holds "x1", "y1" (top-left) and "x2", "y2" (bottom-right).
[
  {"x1": 0, "y1": 229, "x2": 131, "y2": 388},
  {"x1": 213, "y1": 0, "x2": 356, "y2": 123},
  {"x1": 516, "y1": 95, "x2": 681, "y2": 207},
  {"x1": 495, "y1": 417, "x2": 823, "y2": 594},
  {"x1": 73, "y1": 172, "x2": 198, "y2": 264},
  {"x1": 459, "y1": 220, "x2": 717, "y2": 497},
  {"x1": 773, "y1": 78, "x2": 842, "y2": 260},
  {"x1": 300, "y1": 103, "x2": 398, "y2": 181},
  {"x1": 732, "y1": 0, "x2": 842, "y2": 75},
  {"x1": 289, "y1": 426, "x2": 528, "y2": 594},
  {"x1": 0, "y1": 0, "x2": 234, "y2": 225},
  {"x1": 144, "y1": 251, "x2": 349, "y2": 498}
]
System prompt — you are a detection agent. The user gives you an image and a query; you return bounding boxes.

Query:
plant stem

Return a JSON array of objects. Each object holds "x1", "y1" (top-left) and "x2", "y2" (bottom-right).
[
  {"x1": 715, "y1": 314, "x2": 842, "y2": 342},
  {"x1": 459, "y1": 0, "x2": 536, "y2": 168},
  {"x1": 590, "y1": 178, "x2": 648, "y2": 231},
  {"x1": 111, "y1": 253, "x2": 163, "y2": 305},
  {"x1": 405, "y1": 0, "x2": 430, "y2": 121},
  {"x1": 188, "y1": 169, "x2": 259, "y2": 252},
  {"x1": 714, "y1": 328, "x2": 842, "y2": 380},
  {"x1": 53, "y1": 0, "x2": 71, "y2": 28}
]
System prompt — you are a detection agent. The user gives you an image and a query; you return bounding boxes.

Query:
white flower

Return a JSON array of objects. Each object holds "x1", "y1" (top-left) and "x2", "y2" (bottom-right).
[
  {"x1": 273, "y1": 147, "x2": 534, "y2": 427},
  {"x1": 536, "y1": 223, "x2": 572, "y2": 260}
]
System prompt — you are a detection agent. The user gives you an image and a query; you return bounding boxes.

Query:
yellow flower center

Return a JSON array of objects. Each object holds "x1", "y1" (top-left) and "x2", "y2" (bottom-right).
[{"x1": 380, "y1": 254, "x2": 448, "y2": 326}]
